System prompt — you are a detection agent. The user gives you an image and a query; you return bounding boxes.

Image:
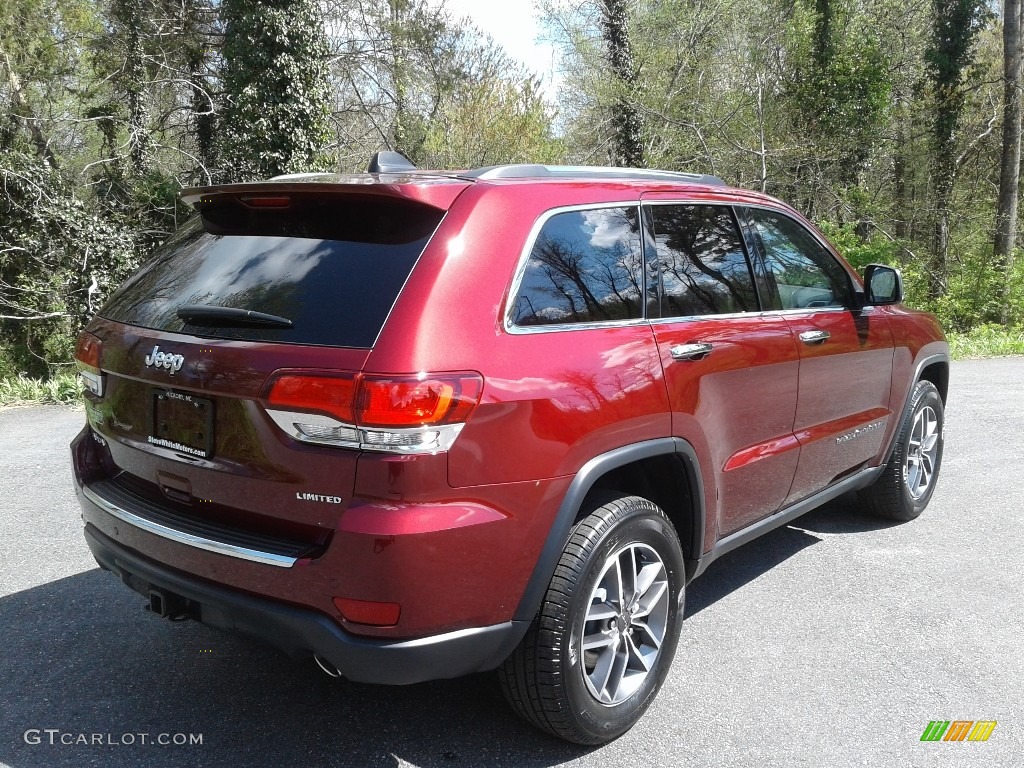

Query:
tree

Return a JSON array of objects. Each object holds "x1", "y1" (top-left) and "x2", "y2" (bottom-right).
[
  {"x1": 220, "y1": 0, "x2": 331, "y2": 180},
  {"x1": 995, "y1": 0, "x2": 1023, "y2": 322},
  {"x1": 326, "y1": 0, "x2": 559, "y2": 169},
  {"x1": 109, "y1": 0, "x2": 151, "y2": 177},
  {"x1": 600, "y1": 0, "x2": 644, "y2": 167},
  {"x1": 925, "y1": 0, "x2": 989, "y2": 299}
]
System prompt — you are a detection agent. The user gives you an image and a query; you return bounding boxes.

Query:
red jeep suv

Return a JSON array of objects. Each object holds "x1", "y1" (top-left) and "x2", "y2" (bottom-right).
[{"x1": 71, "y1": 155, "x2": 948, "y2": 744}]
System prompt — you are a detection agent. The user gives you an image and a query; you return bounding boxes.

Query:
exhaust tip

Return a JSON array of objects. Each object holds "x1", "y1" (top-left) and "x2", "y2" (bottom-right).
[{"x1": 314, "y1": 654, "x2": 342, "y2": 678}]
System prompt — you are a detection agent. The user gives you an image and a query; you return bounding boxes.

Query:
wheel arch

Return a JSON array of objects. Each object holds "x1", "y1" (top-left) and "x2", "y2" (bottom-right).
[
  {"x1": 919, "y1": 358, "x2": 949, "y2": 404},
  {"x1": 881, "y1": 351, "x2": 949, "y2": 465},
  {"x1": 512, "y1": 438, "x2": 705, "y2": 623}
]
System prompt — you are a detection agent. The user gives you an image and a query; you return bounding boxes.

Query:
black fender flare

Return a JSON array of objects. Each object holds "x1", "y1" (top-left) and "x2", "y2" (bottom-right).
[
  {"x1": 880, "y1": 351, "x2": 949, "y2": 466},
  {"x1": 512, "y1": 437, "x2": 706, "y2": 623}
]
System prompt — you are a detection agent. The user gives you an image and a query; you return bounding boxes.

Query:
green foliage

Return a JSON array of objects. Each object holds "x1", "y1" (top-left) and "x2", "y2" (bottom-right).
[
  {"x1": 325, "y1": 0, "x2": 563, "y2": 171},
  {"x1": 220, "y1": 0, "x2": 332, "y2": 180},
  {"x1": 3, "y1": 0, "x2": 1023, "y2": 394},
  {"x1": 0, "y1": 151, "x2": 140, "y2": 376},
  {"x1": 818, "y1": 222, "x2": 928, "y2": 307},
  {"x1": 821, "y1": 221, "x2": 1024, "y2": 333},
  {"x1": 0, "y1": 371, "x2": 81, "y2": 406},
  {"x1": 420, "y1": 77, "x2": 563, "y2": 168},
  {"x1": 785, "y1": 0, "x2": 893, "y2": 175},
  {"x1": 947, "y1": 324, "x2": 1024, "y2": 358}
]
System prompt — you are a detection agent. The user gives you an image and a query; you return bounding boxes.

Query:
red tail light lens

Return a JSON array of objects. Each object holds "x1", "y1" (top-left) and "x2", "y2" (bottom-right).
[
  {"x1": 74, "y1": 332, "x2": 105, "y2": 396},
  {"x1": 357, "y1": 375, "x2": 481, "y2": 427},
  {"x1": 265, "y1": 372, "x2": 482, "y2": 428},
  {"x1": 74, "y1": 332, "x2": 102, "y2": 370},
  {"x1": 266, "y1": 374, "x2": 356, "y2": 423}
]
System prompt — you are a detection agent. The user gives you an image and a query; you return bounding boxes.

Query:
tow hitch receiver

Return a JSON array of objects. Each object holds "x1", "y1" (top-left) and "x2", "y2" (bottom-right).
[{"x1": 147, "y1": 588, "x2": 195, "y2": 621}]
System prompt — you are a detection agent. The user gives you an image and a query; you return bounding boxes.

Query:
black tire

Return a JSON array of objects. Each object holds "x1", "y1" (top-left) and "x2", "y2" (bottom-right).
[
  {"x1": 859, "y1": 380, "x2": 944, "y2": 521},
  {"x1": 498, "y1": 494, "x2": 685, "y2": 744}
]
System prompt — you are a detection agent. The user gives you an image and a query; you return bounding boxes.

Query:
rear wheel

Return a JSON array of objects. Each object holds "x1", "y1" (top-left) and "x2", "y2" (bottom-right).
[
  {"x1": 859, "y1": 380, "x2": 944, "y2": 521},
  {"x1": 499, "y1": 494, "x2": 685, "y2": 744}
]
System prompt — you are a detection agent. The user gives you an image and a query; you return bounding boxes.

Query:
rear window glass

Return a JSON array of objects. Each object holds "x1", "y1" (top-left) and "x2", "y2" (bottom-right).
[{"x1": 99, "y1": 198, "x2": 443, "y2": 347}]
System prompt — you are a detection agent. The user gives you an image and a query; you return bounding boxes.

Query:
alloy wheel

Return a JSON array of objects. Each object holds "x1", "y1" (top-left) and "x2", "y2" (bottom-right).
[{"x1": 578, "y1": 543, "x2": 670, "y2": 706}]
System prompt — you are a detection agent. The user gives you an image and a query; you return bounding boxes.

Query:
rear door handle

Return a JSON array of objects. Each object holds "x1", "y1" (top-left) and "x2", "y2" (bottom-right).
[
  {"x1": 799, "y1": 330, "x2": 830, "y2": 345},
  {"x1": 670, "y1": 342, "x2": 713, "y2": 361}
]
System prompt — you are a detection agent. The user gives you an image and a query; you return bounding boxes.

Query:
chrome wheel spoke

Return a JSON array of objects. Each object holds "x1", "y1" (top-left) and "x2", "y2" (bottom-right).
[
  {"x1": 624, "y1": 632, "x2": 651, "y2": 674},
  {"x1": 620, "y1": 549, "x2": 636, "y2": 603},
  {"x1": 590, "y1": 639, "x2": 619, "y2": 701},
  {"x1": 632, "y1": 580, "x2": 668, "y2": 619},
  {"x1": 632, "y1": 617, "x2": 663, "y2": 649},
  {"x1": 582, "y1": 630, "x2": 617, "y2": 652},
  {"x1": 610, "y1": 557, "x2": 625, "y2": 608},
  {"x1": 634, "y1": 562, "x2": 662, "y2": 600},
  {"x1": 906, "y1": 457, "x2": 920, "y2": 492},
  {"x1": 587, "y1": 603, "x2": 617, "y2": 622},
  {"x1": 601, "y1": 644, "x2": 628, "y2": 703},
  {"x1": 919, "y1": 460, "x2": 932, "y2": 487}
]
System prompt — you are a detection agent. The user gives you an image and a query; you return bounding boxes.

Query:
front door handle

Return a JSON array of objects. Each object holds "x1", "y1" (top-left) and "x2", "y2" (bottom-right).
[
  {"x1": 670, "y1": 342, "x2": 713, "y2": 361},
  {"x1": 799, "y1": 329, "x2": 830, "y2": 345}
]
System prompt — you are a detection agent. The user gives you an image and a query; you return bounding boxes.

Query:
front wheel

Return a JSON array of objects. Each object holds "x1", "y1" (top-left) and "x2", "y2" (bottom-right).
[
  {"x1": 859, "y1": 379, "x2": 945, "y2": 521},
  {"x1": 498, "y1": 494, "x2": 685, "y2": 744}
]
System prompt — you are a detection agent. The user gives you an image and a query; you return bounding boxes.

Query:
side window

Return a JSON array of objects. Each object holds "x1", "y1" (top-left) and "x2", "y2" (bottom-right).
[
  {"x1": 746, "y1": 208, "x2": 853, "y2": 309},
  {"x1": 511, "y1": 207, "x2": 644, "y2": 326},
  {"x1": 647, "y1": 204, "x2": 759, "y2": 317}
]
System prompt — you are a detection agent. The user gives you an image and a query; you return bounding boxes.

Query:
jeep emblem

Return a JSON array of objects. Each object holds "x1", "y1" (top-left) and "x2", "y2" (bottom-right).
[{"x1": 144, "y1": 345, "x2": 185, "y2": 374}]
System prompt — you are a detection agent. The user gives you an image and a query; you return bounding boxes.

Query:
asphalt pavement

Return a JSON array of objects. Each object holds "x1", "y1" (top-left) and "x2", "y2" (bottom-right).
[{"x1": 1, "y1": 358, "x2": 1021, "y2": 767}]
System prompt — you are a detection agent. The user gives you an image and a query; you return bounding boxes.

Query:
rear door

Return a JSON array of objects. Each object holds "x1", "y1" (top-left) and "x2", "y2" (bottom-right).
[
  {"x1": 644, "y1": 201, "x2": 802, "y2": 537},
  {"x1": 740, "y1": 207, "x2": 894, "y2": 504}
]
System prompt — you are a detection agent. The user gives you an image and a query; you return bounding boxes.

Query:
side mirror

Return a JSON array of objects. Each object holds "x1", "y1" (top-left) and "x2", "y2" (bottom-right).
[{"x1": 863, "y1": 264, "x2": 903, "y2": 305}]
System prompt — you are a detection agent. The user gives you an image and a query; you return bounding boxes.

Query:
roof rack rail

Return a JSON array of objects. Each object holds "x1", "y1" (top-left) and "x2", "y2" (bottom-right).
[{"x1": 461, "y1": 164, "x2": 725, "y2": 186}]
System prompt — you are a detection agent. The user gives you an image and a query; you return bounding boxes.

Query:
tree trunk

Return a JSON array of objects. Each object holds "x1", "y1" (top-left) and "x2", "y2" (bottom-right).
[
  {"x1": 113, "y1": 0, "x2": 150, "y2": 177},
  {"x1": 995, "y1": 0, "x2": 1023, "y2": 323},
  {"x1": 389, "y1": 0, "x2": 411, "y2": 158},
  {"x1": 185, "y1": 0, "x2": 216, "y2": 183},
  {"x1": 601, "y1": 0, "x2": 644, "y2": 168},
  {"x1": 931, "y1": 148, "x2": 954, "y2": 300}
]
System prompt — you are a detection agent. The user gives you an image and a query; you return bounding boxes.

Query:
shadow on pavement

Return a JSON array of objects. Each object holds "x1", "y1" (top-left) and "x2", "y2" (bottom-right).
[
  {"x1": 0, "y1": 492, "x2": 898, "y2": 768},
  {"x1": 0, "y1": 569, "x2": 588, "y2": 768},
  {"x1": 685, "y1": 491, "x2": 899, "y2": 618}
]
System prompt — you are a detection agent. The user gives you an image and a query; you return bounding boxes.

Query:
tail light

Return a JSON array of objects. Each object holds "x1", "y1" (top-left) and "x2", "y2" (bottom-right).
[
  {"x1": 264, "y1": 371, "x2": 483, "y2": 454},
  {"x1": 74, "y1": 332, "x2": 105, "y2": 397},
  {"x1": 357, "y1": 376, "x2": 480, "y2": 427}
]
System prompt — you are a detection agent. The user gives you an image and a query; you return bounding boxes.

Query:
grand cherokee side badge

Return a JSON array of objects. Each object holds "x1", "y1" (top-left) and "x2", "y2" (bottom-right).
[
  {"x1": 836, "y1": 420, "x2": 884, "y2": 445},
  {"x1": 144, "y1": 345, "x2": 185, "y2": 374}
]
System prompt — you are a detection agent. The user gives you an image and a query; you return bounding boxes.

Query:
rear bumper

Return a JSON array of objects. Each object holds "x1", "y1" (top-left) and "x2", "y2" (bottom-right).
[{"x1": 83, "y1": 523, "x2": 526, "y2": 684}]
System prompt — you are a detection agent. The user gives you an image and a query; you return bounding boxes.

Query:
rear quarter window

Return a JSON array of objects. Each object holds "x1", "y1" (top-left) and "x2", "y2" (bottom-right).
[{"x1": 510, "y1": 206, "x2": 644, "y2": 327}]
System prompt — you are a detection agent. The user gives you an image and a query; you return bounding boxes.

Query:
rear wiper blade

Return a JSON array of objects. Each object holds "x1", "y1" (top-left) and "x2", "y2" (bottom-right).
[{"x1": 176, "y1": 305, "x2": 293, "y2": 329}]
